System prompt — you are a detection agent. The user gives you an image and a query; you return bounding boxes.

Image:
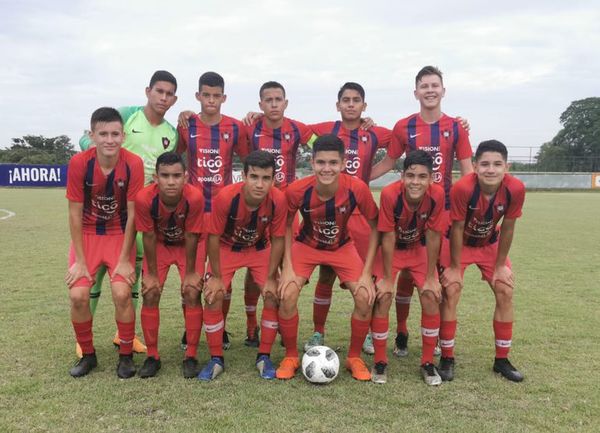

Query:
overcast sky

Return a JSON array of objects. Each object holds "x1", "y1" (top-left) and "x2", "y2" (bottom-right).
[{"x1": 1, "y1": 0, "x2": 598, "y2": 162}]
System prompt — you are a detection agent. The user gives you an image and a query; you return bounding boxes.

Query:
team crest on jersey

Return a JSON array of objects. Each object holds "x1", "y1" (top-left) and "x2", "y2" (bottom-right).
[
  {"x1": 420, "y1": 212, "x2": 428, "y2": 220},
  {"x1": 222, "y1": 132, "x2": 230, "y2": 142},
  {"x1": 117, "y1": 179, "x2": 125, "y2": 188},
  {"x1": 178, "y1": 213, "x2": 185, "y2": 219},
  {"x1": 361, "y1": 135, "x2": 368, "y2": 142},
  {"x1": 284, "y1": 133, "x2": 291, "y2": 141},
  {"x1": 496, "y1": 204, "x2": 504, "y2": 213},
  {"x1": 162, "y1": 137, "x2": 170, "y2": 149},
  {"x1": 339, "y1": 206, "x2": 347, "y2": 214},
  {"x1": 261, "y1": 216, "x2": 269, "y2": 223},
  {"x1": 442, "y1": 130, "x2": 451, "y2": 140}
]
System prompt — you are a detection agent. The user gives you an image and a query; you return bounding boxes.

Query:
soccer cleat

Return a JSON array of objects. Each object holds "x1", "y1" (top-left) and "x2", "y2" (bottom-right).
[
  {"x1": 393, "y1": 332, "x2": 409, "y2": 357},
  {"x1": 69, "y1": 353, "x2": 97, "y2": 378},
  {"x1": 197, "y1": 357, "x2": 225, "y2": 381},
  {"x1": 244, "y1": 327, "x2": 260, "y2": 348},
  {"x1": 222, "y1": 331, "x2": 231, "y2": 350},
  {"x1": 420, "y1": 362, "x2": 442, "y2": 386},
  {"x1": 276, "y1": 357, "x2": 300, "y2": 380},
  {"x1": 180, "y1": 330, "x2": 187, "y2": 351},
  {"x1": 345, "y1": 357, "x2": 371, "y2": 381},
  {"x1": 493, "y1": 358, "x2": 524, "y2": 382},
  {"x1": 256, "y1": 354, "x2": 276, "y2": 380},
  {"x1": 75, "y1": 342, "x2": 83, "y2": 359},
  {"x1": 303, "y1": 331, "x2": 324, "y2": 352},
  {"x1": 362, "y1": 332, "x2": 375, "y2": 355},
  {"x1": 182, "y1": 357, "x2": 199, "y2": 379},
  {"x1": 438, "y1": 356, "x2": 455, "y2": 382},
  {"x1": 434, "y1": 341, "x2": 441, "y2": 357},
  {"x1": 116, "y1": 354, "x2": 136, "y2": 379},
  {"x1": 112, "y1": 332, "x2": 147, "y2": 354},
  {"x1": 371, "y1": 361, "x2": 388, "y2": 384},
  {"x1": 139, "y1": 356, "x2": 161, "y2": 378}
]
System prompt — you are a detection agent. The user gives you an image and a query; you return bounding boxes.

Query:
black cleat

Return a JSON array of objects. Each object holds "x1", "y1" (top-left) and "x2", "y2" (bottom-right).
[
  {"x1": 393, "y1": 332, "x2": 409, "y2": 357},
  {"x1": 116, "y1": 354, "x2": 136, "y2": 379},
  {"x1": 69, "y1": 353, "x2": 97, "y2": 378},
  {"x1": 244, "y1": 327, "x2": 260, "y2": 348},
  {"x1": 222, "y1": 331, "x2": 231, "y2": 350},
  {"x1": 139, "y1": 356, "x2": 161, "y2": 378},
  {"x1": 493, "y1": 358, "x2": 524, "y2": 382},
  {"x1": 182, "y1": 357, "x2": 199, "y2": 378},
  {"x1": 438, "y1": 356, "x2": 455, "y2": 382},
  {"x1": 180, "y1": 331, "x2": 187, "y2": 351}
]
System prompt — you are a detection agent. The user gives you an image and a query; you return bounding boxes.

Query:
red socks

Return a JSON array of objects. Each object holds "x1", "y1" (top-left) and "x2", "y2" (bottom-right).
[
  {"x1": 420, "y1": 313, "x2": 440, "y2": 365},
  {"x1": 348, "y1": 317, "x2": 370, "y2": 358},
  {"x1": 279, "y1": 313, "x2": 299, "y2": 358},
  {"x1": 184, "y1": 305, "x2": 203, "y2": 358},
  {"x1": 258, "y1": 307, "x2": 278, "y2": 354},
  {"x1": 439, "y1": 320, "x2": 457, "y2": 358},
  {"x1": 141, "y1": 306, "x2": 160, "y2": 359},
  {"x1": 116, "y1": 320, "x2": 135, "y2": 355},
  {"x1": 72, "y1": 319, "x2": 94, "y2": 355},
  {"x1": 313, "y1": 282, "x2": 333, "y2": 334},
  {"x1": 371, "y1": 316, "x2": 389, "y2": 364},
  {"x1": 204, "y1": 309, "x2": 224, "y2": 357},
  {"x1": 493, "y1": 320, "x2": 513, "y2": 358}
]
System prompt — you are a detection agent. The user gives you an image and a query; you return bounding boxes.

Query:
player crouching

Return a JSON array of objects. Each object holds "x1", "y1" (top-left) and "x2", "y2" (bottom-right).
[
  {"x1": 278, "y1": 135, "x2": 379, "y2": 381},
  {"x1": 440, "y1": 140, "x2": 525, "y2": 382},
  {"x1": 135, "y1": 152, "x2": 205, "y2": 378},
  {"x1": 370, "y1": 150, "x2": 446, "y2": 385},
  {"x1": 201, "y1": 150, "x2": 287, "y2": 380}
]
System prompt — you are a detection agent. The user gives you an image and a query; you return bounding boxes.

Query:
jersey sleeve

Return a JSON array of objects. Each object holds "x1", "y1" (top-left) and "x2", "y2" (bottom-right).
[
  {"x1": 296, "y1": 120, "x2": 315, "y2": 145},
  {"x1": 353, "y1": 178, "x2": 378, "y2": 220},
  {"x1": 235, "y1": 123, "x2": 250, "y2": 158},
  {"x1": 176, "y1": 124, "x2": 189, "y2": 154},
  {"x1": 425, "y1": 185, "x2": 447, "y2": 233},
  {"x1": 449, "y1": 178, "x2": 470, "y2": 222},
  {"x1": 66, "y1": 154, "x2": 84, "y2": 202},
  {"x1": 504, "y1": 178, "x2": 525, "y2": 219},
  {"x1": 285, "y1": 184, "x2": 301, "y2": 221},
  {"x1": 454, "y1": 121, "x2": 473, "y2": 161},
  {"x1": 134, "y1": 189, "x2": 154, "y2": 233},
  {"x1": 118, "y1": 106, "x2": 143, "y2": 124},
  {"x1": 377, "y1": 185, "x2": 396, "y2": 232},
  {"x1": 127, "y1": 154, "x2": 145, "y2": 201},
  {"x1": 374, "y1": 126, "x2": 392, "y2": 149},
  {"x1": 270, "y1": 189, "x2": 288, "y2": 237},
  {"x1": 185, "y1": 187, "x2": 205, "y2": 234},
  {"x1": 389, "y1": 119, "x2": 407, "y2": 159}
]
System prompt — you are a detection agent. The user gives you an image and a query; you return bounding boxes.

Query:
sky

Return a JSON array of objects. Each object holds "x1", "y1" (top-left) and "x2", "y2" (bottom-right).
[{"x1": 1, "y1": 0, "x2": 599, "y2": 162}]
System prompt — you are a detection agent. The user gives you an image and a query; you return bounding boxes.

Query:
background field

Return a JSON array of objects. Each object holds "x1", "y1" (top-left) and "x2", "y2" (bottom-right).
[{"x1": 0, "y1": 188, "x2": 599, "y2": 433}]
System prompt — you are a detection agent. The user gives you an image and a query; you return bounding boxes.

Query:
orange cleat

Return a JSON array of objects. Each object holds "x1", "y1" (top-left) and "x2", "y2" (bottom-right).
[
  {"x1": 276, "y1": 357, "x2": 300, "y2": 380},
  {"x1": 112, "y1": 331, "x2": 147, "y2": 353},
  {"x1": 75, "y1": 342, "x2": 83, "y2": 359},
  {"x1": 345, "y1": 357, "x2": 371, "y2": 381}
]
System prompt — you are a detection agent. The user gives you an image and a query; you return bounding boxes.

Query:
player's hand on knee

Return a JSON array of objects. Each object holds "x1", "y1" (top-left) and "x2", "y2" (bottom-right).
[
  {"x1": 177, "y1": 110, "x2": 195, "y2": 128},
  {"x1": 440, "y1": 266, "x2": 462, "y2": 289},
  {"x1": 421, "y1": 276, "x2": 442, "y2": 304},
  {"x1": 262, "y1": 276, "x2": 278, "y2": 298},
  {"x1": 183, "y1": 271, "x2": 203, "y2": 293},
  {"x1": 375, "y1": 277, "x2": 394, "y2": 302},
  {"x1": 142, "y1": 274, "x2": 160, "y2": 295},
  {"x1": 113, "y1": 260, "x2": 136, "y2": 286},
  {"x1": 65, "y1": 261, "x2": 92, "y2": 288},
  {"x1": 357, "y1": 273, "x2": 376, "y2": 306},
  {"x1": 492, "y1": 265, "x2": 514, "y2": 289},
  {"x1": 204, "y1": 275, "x2": 224, "y2": 305}
]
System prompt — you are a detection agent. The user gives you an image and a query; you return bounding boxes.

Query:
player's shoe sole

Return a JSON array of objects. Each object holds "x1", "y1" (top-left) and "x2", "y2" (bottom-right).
[
  {"x1": 345, "y1": 357, "x2": 371, "y2": 381},
  {"x1": 276, "y1": 357, "x2": 300, "y2": 380}
]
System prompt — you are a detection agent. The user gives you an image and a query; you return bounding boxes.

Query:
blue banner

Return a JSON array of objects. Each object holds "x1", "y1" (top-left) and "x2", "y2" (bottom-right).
[{"x1": 0, "y1": 164, "x2": 68, "y2": 187}]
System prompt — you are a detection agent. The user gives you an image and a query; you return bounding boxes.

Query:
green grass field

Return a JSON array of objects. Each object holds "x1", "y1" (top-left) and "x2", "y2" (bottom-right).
[{"x1": 1, "y1": 188, "x2": 599, "y2": 433}]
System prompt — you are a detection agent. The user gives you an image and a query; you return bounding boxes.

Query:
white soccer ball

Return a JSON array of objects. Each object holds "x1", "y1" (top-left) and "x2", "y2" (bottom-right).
[{"x1": 301, "y1": 345, "x2": 339, "y2": 384}]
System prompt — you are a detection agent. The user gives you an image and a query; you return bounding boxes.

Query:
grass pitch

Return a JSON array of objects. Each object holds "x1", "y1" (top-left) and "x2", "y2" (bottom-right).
[{"x1": 0, "y1": 188, "x2": 599, "y2": 433}]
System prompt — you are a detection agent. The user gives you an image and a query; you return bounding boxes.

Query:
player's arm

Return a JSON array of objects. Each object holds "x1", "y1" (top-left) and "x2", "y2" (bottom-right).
[
  {"x1": 182, "y1": 231, "x2": 203, "y2": 293},
  {"x1": 422, "y1": 228, "x2": 442, "y2": 302},
  {"x1": 141, "y1": 231, "x2": 160, "y2": 295},
  {"x1": 242, "y1": 111, "x2": 263, "y2": 126},
  {"x1": 492, "y1": 218, "x2": 517, "y2": 288},
  {"x1": 440, "y1": 220, "x2": 465, "y2": 288},
  {"x1": 204, "y1": 234, "x2": 224, "y2": 304},
  {"x1": 356, "y1": 217, "x2": 378, "y2": 306},
  {"x1": 177, "y1": 110, "x2": 196, "y2": 129},
  {"x1": 112, "y1": 201, "x2": 137, "y2": 286},
  {"x1": 458, "y1": 158, "x2": 474, "y2": 177},
  {"x1": 370, "y1": 154, "x2": 397, "y2": 180},
  {"x1": 65, "y1": 201, "x2": 92, "y2": 287},
  {"x1": 278, "y1": 214, "x2": 298, "y2": 299}
]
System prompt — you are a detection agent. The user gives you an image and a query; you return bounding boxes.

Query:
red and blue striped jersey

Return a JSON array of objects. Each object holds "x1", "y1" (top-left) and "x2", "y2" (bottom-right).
[
  {"x1": 177, "y1": 114, "x2": 249, "y2": 212},
  {"x1": 378, "y1": 181, "x2": 446, "y2": 250},
  {"x1": 135, "y1": 183, "x2": 204, "y2": 246},
  {"x1": 66, "y1": 147, "x2": 144, "y2": 235},
  {"x1": 310, "y1": 121, "x2": 391, "y2": 184},
  {"x1": 249, "y1": 117, "x2": 313, "y2": 189},
  {"x1": 450, "y1": 173, "x2": 525, "y2": 247},
  {"x1": 389, "y1": 113, "x2": 472, "y2": 209},
  {"x1": 208, "y1": 182, "x2": 287, "y2": 251},
  {"x1": 286, "y1": 173, "x2": 378, "y2": 250}
]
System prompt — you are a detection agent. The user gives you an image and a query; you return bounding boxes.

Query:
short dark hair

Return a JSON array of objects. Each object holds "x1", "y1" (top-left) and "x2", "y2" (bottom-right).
[
  {"x1": 475, "y1": 140, "x2": 508, "y2": 161},
  {"x1": 243, "y1": 150, "x2": 276, "y2": 176},
  {"x1": 312, "y1": 134, "x2": 345, "y2": 157},
  {"x1": 149, "y1": 70, "x2": 177, "y2": 92},
  {"x1": 199, "y1": 71, "x2": 225, "y2": 91},
  {"x1": 415, "y1": 66, "x2": 443, "y2": 87},
  {"x1": 337, "y1": 82, "x2": 365, "y2": 101},
  {"x1": 403, "y1": 150, "x2": 434, "y2": 172},
  {"x1": 156, "y1": 152, "x2": 186, "y2": 172},
  {"x1": 90, "y1": 107, "x2": 123, "y2": 130},
  {"x1": 259, "y1": 81, "x2": 286, "y2": 99}
]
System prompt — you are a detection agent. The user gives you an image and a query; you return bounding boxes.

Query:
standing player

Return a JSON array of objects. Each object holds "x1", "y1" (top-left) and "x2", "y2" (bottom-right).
[
  {"x1": 439, "y1": 140, "x2": 525, "y2": 382},
  {"x1": 134, "y1": 152, "x2": 205, "y2": 378},
  {"x1": 278, "y1": 135, "x2": 379, "y2": 381},
  {"x1": 369, "y1": 150, "x2": 446, "y2": 384},
  {"x1": 66, "y1": 107, "x2": 144, "y2": 378},
  {"x1": 371, "y1": 66, "x2": 472, "y2": 358},
  {"x1": 77, "y1": 70, "x2": 179, "y2": 356},
  {"x1": 177, "y1": 71, "x2": 249, "y2": 350},
  {"x1": 200, "y1": 151, "x2": 286, "y2": 381}
]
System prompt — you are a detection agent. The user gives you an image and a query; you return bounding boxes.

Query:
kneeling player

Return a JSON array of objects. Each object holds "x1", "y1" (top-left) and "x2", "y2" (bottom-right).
[
  {"x1": 135, "y1": 152, "x2": 204, "y2": 378},
  {"x1": 370, "y1": 150, "x2": 446, "y2": 385},
  {"x1": 440, "y1": 140, "x2": 525, "y2": 382},
  {"x1": 200, "y1": 150, "x2": 286, "y2": 381},
  {"x1": 65, "y1": 107, "x2": 144, "y2": 378},
  {"x1": 278, "y1": 135, "x2": 379, "y2": 381}
]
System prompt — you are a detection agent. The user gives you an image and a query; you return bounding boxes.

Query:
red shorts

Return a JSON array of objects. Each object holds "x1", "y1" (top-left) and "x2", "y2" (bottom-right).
[
  {"x1": 68, "y1": 233, "x2": 135, "y2": 288},
  {"x1": 387, "y1": 246, "x2": 431, "y2": 289},
  {"x1": 291, "y1": 240, "x2": 363, "y2": 284},
  {"x1": 439, "y1": 237, "x2": 511, "y2": 283},
  {"x1": 207, "y1": 246, "x2": 271, "y2": 288},
  {"x1": 142, "y1": 243, "x2": 187, "y2": 286},
  {"x1": 347, "y1": 212, "x2": 383, "y2": 278}
]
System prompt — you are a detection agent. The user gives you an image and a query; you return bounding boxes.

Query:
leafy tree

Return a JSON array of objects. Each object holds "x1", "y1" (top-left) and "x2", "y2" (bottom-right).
[
  {"x1": 536, "y1": 97, "x2": 600, "y2": 171},
  {"x1": 0, "y1": 135, "x2": 76, "y2": 164}
]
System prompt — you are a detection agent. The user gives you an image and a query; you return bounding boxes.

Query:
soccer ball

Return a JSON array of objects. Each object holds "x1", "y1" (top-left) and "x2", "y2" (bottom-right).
[{"x1": 301, "y1": 345, "x2": 339, "y2": 384}]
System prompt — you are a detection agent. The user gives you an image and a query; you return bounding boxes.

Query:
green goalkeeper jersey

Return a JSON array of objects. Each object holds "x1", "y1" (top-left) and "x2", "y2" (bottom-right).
[{"x1": 79, "y1": 106, "x2": 178, "y2": 185}]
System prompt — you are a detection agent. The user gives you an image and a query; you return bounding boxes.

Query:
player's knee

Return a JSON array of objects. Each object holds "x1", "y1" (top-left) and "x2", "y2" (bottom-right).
[
  {"x1": 419, "y1": 291, "x2": 439, "y2": 314},
  {"x1": 375, "y1": 294, "x2": 392, "y2": 315},
  {"x1": 112, "y1": 287, "x2": 133, "y2": 309},
  {"x1": 263, "y1": 291, "x2": 278, "y2": 308},
  {"x1": 443, "y1": 283, "x2": 462, "y2": 304},
  {"x1": 493, "y1": 283, "x2": 513, "y2": 305},
  {"x1": 182, "y1": 286, "x2": 201, "y2": 305},
  {"x1": 69, "y1": 288, "x2": 90, "y2": 310},
  {"x1": 143, "y1": 290, "x2": 161, "y2": 307}
]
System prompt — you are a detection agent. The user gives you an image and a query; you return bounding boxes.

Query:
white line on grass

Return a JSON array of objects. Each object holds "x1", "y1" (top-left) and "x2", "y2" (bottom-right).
[{"x1": 0, "y1": 209, "x2": 16, "y2": 220}]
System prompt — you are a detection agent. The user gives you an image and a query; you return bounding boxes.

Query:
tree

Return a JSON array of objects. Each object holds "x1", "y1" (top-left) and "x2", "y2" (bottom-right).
[
  {"x1": 536, "y1": 97, "x2": 600, "y2": 172},
  {"x1": 0, "y1": 135, "x2": 76, "y2": 164}
]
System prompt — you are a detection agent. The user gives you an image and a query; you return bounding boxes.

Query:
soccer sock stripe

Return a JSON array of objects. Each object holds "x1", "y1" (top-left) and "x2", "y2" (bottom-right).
[
  {"x1": 440, "y1": 320, "x2": 457, "y2": 358},
  {"x1": 116, "y1": 320, "x2": 135, "y2": 355},
  {"x1": 313, "y1": 282, "x2": 333, "y2": 334},
  {"x1": 204, "y1": 309, "x2": 224, "y2": 357},
  {"x1": 493, "y1": 320, "x2": 513, "y2": 358},
  {"x1": 279, "y1": 313, "x2": 300, "y2": 358},
  {"x1": 420, "y1": 312, "x2": 440, "y2": 365},
  {"x1": 371, "y1": 316, "x2": 389, "y2": 364},
  {"x1": 258, "y1": 307, "x2": 278, "y2": 354},
  {"x1": 184, "y1": 305, "x2": 203, "y2": 358},
  {"x1": 141, "y1": 306, "x2": 160, "y2": 359},
  {"x1": 348, "y1": 317, "x2": 370, "y2": 358},
  {"x1": 72, "y1": 319, "x2": 94, "y2": 355}
]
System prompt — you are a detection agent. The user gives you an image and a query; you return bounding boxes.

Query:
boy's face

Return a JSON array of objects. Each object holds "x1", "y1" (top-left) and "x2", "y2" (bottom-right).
[
  {"x1": 154, "y1": 163, "x2": 187, "y2": 199},
  {"x1": 259, "y1": 87, "x2": 288, "y2": 123},
  {"x1": 403, "y1": 163, "x2": 433, "y2": 202},
  {"x1": 90, "y1": 121, "x2": 125, "y2": 158},
  {"x1": 243, "y1": 166, "x2": 274, "y2": 202},
  {"x1": 474, "y1": 151, "x2": 508, "y2": 189},
  {"x1": 311, "y1": 150, "x2": 345, "y2": 186},
  {"x1": 336, "y1": 89, "x2": 366, "y2": 123},
  {"x1": 414, "y1": 74, "x2": 445, "y2": 110},
  {"x1": 196, "y1": 85, "x2": 226, "y2": 116},
  {"x1": 146, "y1": 81, "x2": 178, "y2": 116}
]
